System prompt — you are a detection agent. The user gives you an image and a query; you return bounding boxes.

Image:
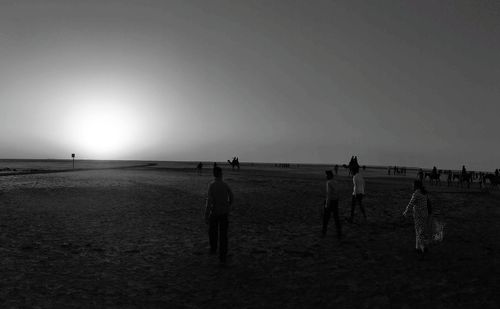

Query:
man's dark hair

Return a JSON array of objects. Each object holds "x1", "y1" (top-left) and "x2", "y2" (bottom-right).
[
  {"x1": 213, "y1": 166, "x2": 222, "y2": 178},
  {"x1": 414, "y1": 180, "x2": 427, "y2": 194}
]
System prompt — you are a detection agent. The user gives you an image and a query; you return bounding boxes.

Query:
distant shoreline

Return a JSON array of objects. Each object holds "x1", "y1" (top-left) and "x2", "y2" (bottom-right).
[{"x1": 1, "y1": 158, "x2": 491, "y2": 173}]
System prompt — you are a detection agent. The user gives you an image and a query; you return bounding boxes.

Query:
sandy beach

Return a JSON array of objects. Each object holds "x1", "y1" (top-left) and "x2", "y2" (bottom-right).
[{"x1": 0, "y1": 160, "x2": 498, "y2": 308}]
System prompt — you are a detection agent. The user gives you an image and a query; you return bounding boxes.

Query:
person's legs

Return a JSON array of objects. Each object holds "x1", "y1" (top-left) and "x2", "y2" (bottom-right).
[
  {"x1": 322, "y1": 204, "x2": 331, "y2": 235},
  {"x1": 415, "y1": 224, "x2": 425, "y2": 252},
  {"x1": 331, "y1": 200, "x2": 341, "y2": 238},
  {"x1": 349, "y1": 195, "x2": 356, "y2": 221},
  {"x1": 209, "y1": 215, "x2": 218, "y2": 253},
  {"x1": 358, "y1": 194, "x2": 367, "y2": 220},
  {"x1": 219, "y1": 214, "x2": 229, "y2": 262}
]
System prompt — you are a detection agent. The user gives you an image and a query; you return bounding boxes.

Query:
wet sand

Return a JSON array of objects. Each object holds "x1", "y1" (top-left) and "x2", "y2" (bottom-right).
[{"x1": 0, "y1": 161, "x2": 498, "y2": 308}]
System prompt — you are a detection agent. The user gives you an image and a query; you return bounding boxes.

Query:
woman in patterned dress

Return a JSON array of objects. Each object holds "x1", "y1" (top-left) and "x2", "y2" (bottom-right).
[{"x1": 403, "y1": 180, "x2": 429, "y2": 255}]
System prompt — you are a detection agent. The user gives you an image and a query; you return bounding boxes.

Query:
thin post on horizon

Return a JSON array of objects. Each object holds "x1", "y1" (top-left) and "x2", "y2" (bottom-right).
[{"x1": 71, "y1": 153, "x2": 75, "y2": 169}]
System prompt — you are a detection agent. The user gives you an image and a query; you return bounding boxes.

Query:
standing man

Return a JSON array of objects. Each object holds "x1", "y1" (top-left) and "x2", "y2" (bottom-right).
[
  {"x1": 348, "y1": 166, "x2": 366, "y2": 223},
  {"x1": 205, "y1": 166, "x2": 234, "y2": 264},
  {"x1": 322, "y1": 170, "x2": 342, "y2": 239}
]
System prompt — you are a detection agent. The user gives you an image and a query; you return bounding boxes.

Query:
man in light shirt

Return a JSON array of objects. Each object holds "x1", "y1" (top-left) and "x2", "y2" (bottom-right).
[
  {"x1": 348, "y1": 166, "x2": 366, "y2": 223},
  {"x1": 322, "y1": 170, "x2": 342, "y2": 239},
  {"x1": 205, "y1": 166, "x2": 234, "y2": 264}
]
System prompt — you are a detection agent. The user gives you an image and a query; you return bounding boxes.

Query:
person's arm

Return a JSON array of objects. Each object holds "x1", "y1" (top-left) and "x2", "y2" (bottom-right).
[
  {"x1": 205, "y1": 185, "x2": 213, "y2": 223},
  {"x1": 403, "y1": 193, "x2": 416, "y2": 217},
  {"x1": 228, "y1": 185, "x2": 234, "y2": 207},
  {"x1": 325, "y1": 182, "x2": 330, "y2": 205}
]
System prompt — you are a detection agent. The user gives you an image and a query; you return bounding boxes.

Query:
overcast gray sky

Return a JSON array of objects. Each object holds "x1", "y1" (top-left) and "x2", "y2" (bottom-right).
[{"x1": 1, "y1": 0, "x2": 499, "y2": 170}]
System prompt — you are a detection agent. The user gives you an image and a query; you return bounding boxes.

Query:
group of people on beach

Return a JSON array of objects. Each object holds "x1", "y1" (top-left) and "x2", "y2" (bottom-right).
[
  {"x1": 322, "y1": 164, "x2": 366, "y2": 241},
  {"x1": 203, "y1": 157, "x2": 442, "y2": 265}
]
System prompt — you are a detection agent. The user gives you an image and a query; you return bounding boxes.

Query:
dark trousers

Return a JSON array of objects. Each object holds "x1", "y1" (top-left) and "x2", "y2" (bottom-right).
[
  {"x1": 322, "y1": 200, "x2": 341, "y2": 238},
  {"x1": 350, "y1": 194, "x2": 366, "y2": 220},
  {"x1": 209, "y1": 213, "x2": 228, "y2": 261}
]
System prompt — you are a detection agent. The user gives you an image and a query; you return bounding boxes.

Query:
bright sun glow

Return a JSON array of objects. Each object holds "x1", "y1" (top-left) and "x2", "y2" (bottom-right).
[{"x1": 64, "y1": 91, "x2": 143, "y2": 159}]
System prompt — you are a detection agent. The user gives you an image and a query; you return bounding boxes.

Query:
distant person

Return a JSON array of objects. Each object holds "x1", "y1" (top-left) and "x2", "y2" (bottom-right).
[
  {"x1": 447, "y1": 170, "x2": 452, "y2": 187},
  {"x1": 205, "y1": 166, "x2": 234, "y2": 264},
  {"x1": 461, "y1": 165, "x2": 467, "y2": 176},
  {"x1": 403, "y1": 180, "x2": 430, "y2": 258},
  {"x1": 322, "y1": 170, "x2": 342, "y2": 239},
  {"x1": 348, "y1": 166, "x2": 366, "y2": 223},
  {"x1": 417, "y1": 169, "x2": 424, "y2": 182},
  {"x1": 388, "y1": 167, "x2": 391, "y2": 175},
  {"x1": 495, "y1": 169, "x2": 499, "y2": 177},
  {"x1": 196, "y1": 162, "x2": 203, "y2": 174},
  {"x1": 334, "y1": 164, "x2": 339, "y2": 175}
]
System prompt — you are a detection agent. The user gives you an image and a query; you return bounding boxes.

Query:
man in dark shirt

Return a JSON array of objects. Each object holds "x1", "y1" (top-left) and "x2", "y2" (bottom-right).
[{"x1": 205, "y1": 166, "x2": 234, "y2": 264}]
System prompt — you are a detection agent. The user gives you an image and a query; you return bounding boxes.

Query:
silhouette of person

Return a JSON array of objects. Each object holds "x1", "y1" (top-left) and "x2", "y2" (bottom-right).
[
  {"x1": 353, "y1": 156, "x2": 360, "y2": 171},
  {"x1": 495, "y1": 169, "x2": 499, "y2": 177},
  {"x1": 348, "y1": 156, "x2": 354, "y2": 176},
  {"x1": 418, "y1": 169, "x2": 424, "y2": 182},
  {"x1": 403, "y1": 180, "x2": 430, "y2": 258},
  {"x1": 348, "y1": 166, "x2": 366, "y2": 223},
  {"x1": 322, "y1": 170, "x2": 342, "y2": 239},
  {"x1": 334, "y1": 164, "x2": 339, "y2": 175},
  {"x1": 205, "y1": 166, "x2": 234, "y2": 264},
  {"x1": 447, "y1": 170, "x2": 452, "y2": 186},
  {"x1": 462, "y1": 165, "x2": 467, "y2": 176}
]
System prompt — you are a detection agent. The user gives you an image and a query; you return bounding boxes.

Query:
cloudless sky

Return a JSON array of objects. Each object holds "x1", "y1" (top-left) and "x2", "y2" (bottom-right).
[{"x1": 1, "y1": 0, "x2": 499, "y2": 170}]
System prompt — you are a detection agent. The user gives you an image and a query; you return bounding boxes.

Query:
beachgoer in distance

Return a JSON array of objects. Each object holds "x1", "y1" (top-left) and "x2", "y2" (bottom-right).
[
  {"x1": 205, "y1": 166, "x2": 234, "y2": 264},
  {"x1": 334, "y1": 164, "x2": 339, "y2": 175},
  {"x1": 348, "y1": 166, "x2": 366, "y2": 223},
  {"x1": 322, "y1": 170, "x2": 342, "y2": 239},
  {"x1": 417, "y1": 168, "x2": 424, "y2": 182},
  {"x1": 403, "y1": 180, "x2": 430, "y2": 257}
]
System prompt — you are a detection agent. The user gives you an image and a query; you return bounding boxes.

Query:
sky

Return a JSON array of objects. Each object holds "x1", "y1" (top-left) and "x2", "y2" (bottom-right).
[{"x1": 1, "y1": 0, "x2": 499, "y2": 170}]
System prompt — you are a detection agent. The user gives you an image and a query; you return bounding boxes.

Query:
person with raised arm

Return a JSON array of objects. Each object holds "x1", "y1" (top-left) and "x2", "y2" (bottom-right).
[{"x1": 403, "y1": 180, "x2": 430, "y2": 258}]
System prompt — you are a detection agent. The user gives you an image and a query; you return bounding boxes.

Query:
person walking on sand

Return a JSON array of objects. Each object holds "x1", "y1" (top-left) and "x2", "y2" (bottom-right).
[
  {"x1": 205, "y1": 166, "x2": 234, "y2": 264},
  {"x1": 348, "y1": 166, "x2": 366, "y2": 223},
  {"x1": 403, "y1": 180, "x2": 430, "y2": 258},
  {"x1": 322, "y1": 170, "x2": 342, "y2": 239}
]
